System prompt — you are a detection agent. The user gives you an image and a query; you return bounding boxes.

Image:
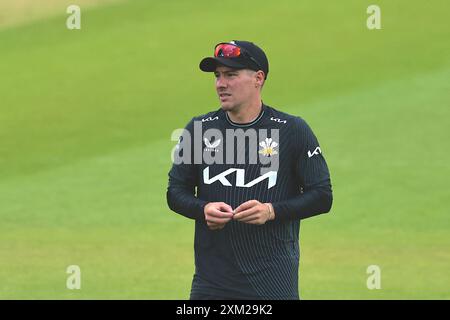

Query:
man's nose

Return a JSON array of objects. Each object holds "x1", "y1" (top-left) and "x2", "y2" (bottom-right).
[{"x1": 216, "y1": 76, "x2": 227, "y2": 89}]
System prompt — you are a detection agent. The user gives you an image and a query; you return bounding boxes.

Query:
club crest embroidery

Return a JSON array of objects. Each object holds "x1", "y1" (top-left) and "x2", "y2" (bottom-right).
[{"x1": 258, "y1": 138, "x2": 278, "y2": 157}]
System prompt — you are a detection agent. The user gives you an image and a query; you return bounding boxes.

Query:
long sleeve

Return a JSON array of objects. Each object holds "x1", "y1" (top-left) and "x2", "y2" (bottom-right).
[
  {"x1": 166, "y1": 118, "x2": 208, "y2": 220},
  {"x1": 272, "y1": 117, "x2": 333, "y2": 220}
]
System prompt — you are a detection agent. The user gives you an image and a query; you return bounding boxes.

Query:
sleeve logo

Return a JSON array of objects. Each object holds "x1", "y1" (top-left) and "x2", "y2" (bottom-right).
[
  {"x1": 307, "y1": 146, "x2": 322, "y2": 158},
  {"x1": 201, "y1": 116, "x2": 219, "y2": 122},
  {"x1": 270, "y1": 117, "x2": 287, "y2": 124}
]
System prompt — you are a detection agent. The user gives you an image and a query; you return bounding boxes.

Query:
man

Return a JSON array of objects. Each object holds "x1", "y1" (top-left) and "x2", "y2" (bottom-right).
[{"x1": 167, "y1": 40, "x2": 333, "y2": 300}]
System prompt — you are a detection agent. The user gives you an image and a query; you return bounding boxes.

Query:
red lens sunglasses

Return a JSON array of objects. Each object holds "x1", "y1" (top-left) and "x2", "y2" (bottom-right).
[{"x1": 214, "y1": 43, "x2": 262, "y2": 71}]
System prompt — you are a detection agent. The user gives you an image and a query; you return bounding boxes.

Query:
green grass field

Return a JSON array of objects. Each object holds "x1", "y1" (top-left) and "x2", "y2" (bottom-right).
[{"x1": 0, "y1": 0, "x2": 449, "y2": 299}]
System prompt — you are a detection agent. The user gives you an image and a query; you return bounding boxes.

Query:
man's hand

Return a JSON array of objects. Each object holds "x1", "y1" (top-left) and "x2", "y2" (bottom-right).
[
  {"x1": 233, "y1": 200, "x2": 275, "y2": 225},
  {"x1": 204, "y1": 202, "x2": 234, "y2": 230}
]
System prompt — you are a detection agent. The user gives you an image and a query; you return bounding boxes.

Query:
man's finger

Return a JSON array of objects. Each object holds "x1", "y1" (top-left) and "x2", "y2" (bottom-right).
[
  {"x1": 208, "y1": 207, "x2": 234, "y2": 219},
  {"x1": 233, "y1": 207, "x2": 258, "y2": 220},
  {"x1": 207, "y1": 221, "x2": 225, "y2": 230},
  {"x1": 234, "y1": 200, "x2": 258, "y2": 214},
  {"x1": 206, "y1": 214, "x2": 232, "y2": 224},
  {"x1": 218, "y1": 202, "x2": 234, "y2": 213},
  {"x1": 237, "y1": 215, "x2": 261, "y2": 223}
]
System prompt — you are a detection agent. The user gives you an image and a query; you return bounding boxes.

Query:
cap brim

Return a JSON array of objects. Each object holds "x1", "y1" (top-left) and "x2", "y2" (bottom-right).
[{"x1": 199, "y1": 57, "x2": 247, "y2": 72}]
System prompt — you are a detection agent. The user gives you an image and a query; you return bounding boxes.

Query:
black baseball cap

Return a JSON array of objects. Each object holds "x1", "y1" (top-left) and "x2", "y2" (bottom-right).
[{"x1": 199, "y1": 40, "x2": 269, "y2": 79}]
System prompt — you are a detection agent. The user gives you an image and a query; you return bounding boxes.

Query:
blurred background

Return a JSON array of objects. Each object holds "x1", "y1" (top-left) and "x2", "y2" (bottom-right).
[{"x1": 0, "y1": 0, "x2": 449, "y2": 299}]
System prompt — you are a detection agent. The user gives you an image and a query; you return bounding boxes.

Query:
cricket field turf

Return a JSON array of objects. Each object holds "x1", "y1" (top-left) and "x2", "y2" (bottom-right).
[{"x1": 0, "y1": 0, "x2": 449, "y2": 299}]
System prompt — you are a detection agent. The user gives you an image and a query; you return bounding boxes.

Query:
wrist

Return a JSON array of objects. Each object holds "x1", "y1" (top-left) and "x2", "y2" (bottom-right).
[{"x1": 265, "y1": 203, "x2": 275, "y2": 221}]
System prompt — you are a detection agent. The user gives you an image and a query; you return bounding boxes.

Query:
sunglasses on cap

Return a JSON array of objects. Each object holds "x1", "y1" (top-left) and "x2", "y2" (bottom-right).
[{"x1": 214, "y1": 43, "x2": 263, "y2": 72}]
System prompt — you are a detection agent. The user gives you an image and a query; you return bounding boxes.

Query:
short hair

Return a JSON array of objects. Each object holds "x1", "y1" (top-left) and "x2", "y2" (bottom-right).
[{"x1": 245, "y1": 69, "x2": 265, "y2": 90}]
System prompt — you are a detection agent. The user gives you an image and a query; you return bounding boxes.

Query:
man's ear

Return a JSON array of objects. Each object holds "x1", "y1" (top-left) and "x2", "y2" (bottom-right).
[{"x1": 255, "y1": 70, "x2": 265, "y2": 88}]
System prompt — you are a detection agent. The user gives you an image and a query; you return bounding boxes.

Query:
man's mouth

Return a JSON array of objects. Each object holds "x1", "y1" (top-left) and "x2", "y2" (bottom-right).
[{"x1": 219, "y1": 93, "x2": 231, "y2": 101}]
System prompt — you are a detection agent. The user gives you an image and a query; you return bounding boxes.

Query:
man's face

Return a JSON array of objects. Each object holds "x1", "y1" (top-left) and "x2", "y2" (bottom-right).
[{"x1": 214, "y1": 66, "x2": 258, "y2": 111}]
